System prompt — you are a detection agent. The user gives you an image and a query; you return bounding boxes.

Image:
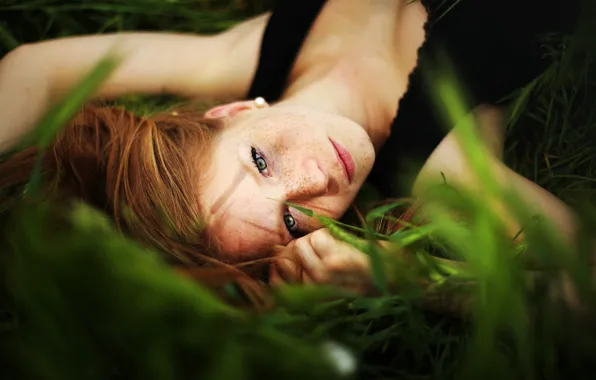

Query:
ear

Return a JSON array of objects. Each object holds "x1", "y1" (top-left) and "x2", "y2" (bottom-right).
[{"x1": 204, "y1": 99, "x2": 267, "y2": 119}]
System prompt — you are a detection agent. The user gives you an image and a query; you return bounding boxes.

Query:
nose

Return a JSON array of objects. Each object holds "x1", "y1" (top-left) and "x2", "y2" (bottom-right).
[{"x1": 285, "y1": 158, "x2": 329, "y2": 200}]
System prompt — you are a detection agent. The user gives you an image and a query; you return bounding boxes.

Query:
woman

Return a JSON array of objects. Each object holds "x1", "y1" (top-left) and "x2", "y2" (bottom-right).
[{"x1": 0, "y1": 0, "x2": 580, "y2": 289}]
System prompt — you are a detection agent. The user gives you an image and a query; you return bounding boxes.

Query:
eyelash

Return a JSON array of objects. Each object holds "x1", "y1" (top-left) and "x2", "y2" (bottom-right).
[
  {"x1": 250, "y1": 146, "x2": 302, "y2": 238},
  {"x1": 251, "y1": 147, "x2": 269, "y2": 174},
  {"x1": 284, "y1": 211, "x2": 304, "y2": 238}
]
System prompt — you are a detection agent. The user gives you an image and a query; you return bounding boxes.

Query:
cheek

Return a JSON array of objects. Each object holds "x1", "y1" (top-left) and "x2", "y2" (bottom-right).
[
  {"x1": 304, "y1": 193, "x2": 357, "y2": 221},
  {"x1": 205, "y1": 216, "x2": 281, "y2": 262},
  {"x1": 275, "y1": 126, "x2": 322, "y2": 151}
]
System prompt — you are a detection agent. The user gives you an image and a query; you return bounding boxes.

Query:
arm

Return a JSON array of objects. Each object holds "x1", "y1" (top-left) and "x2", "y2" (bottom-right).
[
  {"x1": 270, "y1": 228, "x2": 590, "y2": 314},
  {"x1": 0, "y1": 13, "x2": 269, "y2": 151},
  {"x1": 412, "y1": 107, "x2": 578, "y2": 246}
]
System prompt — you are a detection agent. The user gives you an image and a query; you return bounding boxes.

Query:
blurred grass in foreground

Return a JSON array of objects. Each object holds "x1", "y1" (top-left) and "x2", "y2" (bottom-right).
[{"x1": 1, "y1": 0, "x2": 596, "y2": 379}]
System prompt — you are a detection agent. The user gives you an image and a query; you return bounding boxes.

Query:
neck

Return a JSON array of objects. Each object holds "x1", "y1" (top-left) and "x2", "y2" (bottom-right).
[{"x1": 278, "y1": 71, "x2": 394, "y2": 151}]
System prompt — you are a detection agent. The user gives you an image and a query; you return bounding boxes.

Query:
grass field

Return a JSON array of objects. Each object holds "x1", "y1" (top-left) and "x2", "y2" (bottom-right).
[{"x1": 1, "y1": 1, "x2": 595, "y2": 379}]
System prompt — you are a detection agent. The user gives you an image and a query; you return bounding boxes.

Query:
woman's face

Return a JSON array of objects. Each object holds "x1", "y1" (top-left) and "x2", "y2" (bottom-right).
[{"x1": 200, "y1": 104, "x2": 375, "y2": 261}]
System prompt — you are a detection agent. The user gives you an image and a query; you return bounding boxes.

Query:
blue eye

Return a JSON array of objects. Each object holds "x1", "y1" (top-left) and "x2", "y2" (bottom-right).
[
  {"x1": 284, "y1": 211, "x2": 303, "y2": 238},
  {"x1": 284, "y1": 212, "x2": 296, "y2": 229},
  {"x1": 251, "y1": 147, "x2": 267, "y2": 173}
]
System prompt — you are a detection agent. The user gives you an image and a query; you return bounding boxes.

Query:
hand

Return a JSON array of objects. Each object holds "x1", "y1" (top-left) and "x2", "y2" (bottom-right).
[{"x1": 269, "y1": 228, "x2": 376, "y2": 294}]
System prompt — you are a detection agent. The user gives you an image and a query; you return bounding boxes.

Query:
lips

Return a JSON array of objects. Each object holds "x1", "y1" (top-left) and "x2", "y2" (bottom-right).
[{"x1": 329, "y1": 138, "x2": 355, "y2": 183}]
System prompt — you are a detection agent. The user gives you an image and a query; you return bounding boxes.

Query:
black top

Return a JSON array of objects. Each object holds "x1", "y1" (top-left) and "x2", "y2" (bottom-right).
[{"x1": 247, "y1": 0, "x2": 580, "y2": 197}]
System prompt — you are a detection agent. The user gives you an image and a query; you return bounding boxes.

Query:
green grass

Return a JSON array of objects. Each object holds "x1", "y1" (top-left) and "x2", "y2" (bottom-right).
[
  {"x1": 1, "y1": 1, "x2": 596, "y2": 379},
  {"x1": 504, "y1": 29, "x2": 596, "y2": 205}
]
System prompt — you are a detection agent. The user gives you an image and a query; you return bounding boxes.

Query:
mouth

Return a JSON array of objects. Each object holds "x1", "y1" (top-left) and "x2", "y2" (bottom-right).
[{"x1": 329, "y1": 138, "x2": 355, "y2": 183}]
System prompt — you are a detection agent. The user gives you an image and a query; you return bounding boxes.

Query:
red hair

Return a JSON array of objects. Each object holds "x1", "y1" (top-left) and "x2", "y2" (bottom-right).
[
  {"x1": 0, "y1": 104, "x2": 280, "y2": 306},
  {"x1": 1, "y1": 106, "x2": 222, "y2": 262}
]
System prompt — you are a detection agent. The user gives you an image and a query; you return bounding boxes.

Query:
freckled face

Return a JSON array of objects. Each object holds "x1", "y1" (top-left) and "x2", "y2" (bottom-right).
[{"x1": 199, "y1": 104, "x2": 375, "y2": 261}]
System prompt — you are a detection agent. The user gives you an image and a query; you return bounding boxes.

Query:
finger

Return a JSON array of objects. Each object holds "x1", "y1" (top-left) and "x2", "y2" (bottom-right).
[
  {"x1": 309, "y1": 228, "x2": 370, "y2": 260},
  {"x1": 268, "y1": 264, "x2": 285, "y2": 287},
  {"x1": 324, "y1": 250, "x2": 370, "y2": 273},
  {"x1": 295, "y1": 238, "x2": 329, "y2": 282},
  {"x1": 273, "y1": 253, "x2": 303, "y2": 284},
  {"x1": 323, "y1": 251, "x2": 373, "y2": 293},
  {"x1": 301, "y1": 271, "x2": 317, "y2": 285},
  {"x1": 308, "y1": 228, "x2": 339, "y2": 259},
  {"x1": 271, "y1": 254, "x2": 317, "y2": 285}
]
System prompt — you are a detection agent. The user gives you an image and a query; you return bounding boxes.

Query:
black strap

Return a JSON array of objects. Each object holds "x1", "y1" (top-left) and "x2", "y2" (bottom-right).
[
  {"x1": 368, "y1": 0, "x2": 580, "y2": 197},
  {"x1": 246, "y1": 0, "x2": 327, "y2": 101}
]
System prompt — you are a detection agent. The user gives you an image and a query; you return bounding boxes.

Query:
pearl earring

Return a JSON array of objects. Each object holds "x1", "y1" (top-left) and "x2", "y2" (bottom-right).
[{"x1": 254, "y1": 96, "x2": 267, "y2": 109}]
